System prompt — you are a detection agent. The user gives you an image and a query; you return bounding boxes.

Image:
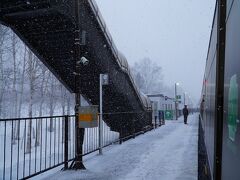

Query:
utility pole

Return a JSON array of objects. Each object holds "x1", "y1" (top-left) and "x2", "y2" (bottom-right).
[
  {"x1": 99, "y1": 74, "x2": 108, "y2": 155},
  {"x1": 175, "y1": 83, "x2": 179, "y2": 120},
  {"x1": 71, "y1": 0, "x2": 86, "y2": 170},
  {"x1": 99, "y1": 74, "x2": 103, "y2": 155},
  {"x1": 184, "y1": 92, "x2": 186, "y2": 105}
]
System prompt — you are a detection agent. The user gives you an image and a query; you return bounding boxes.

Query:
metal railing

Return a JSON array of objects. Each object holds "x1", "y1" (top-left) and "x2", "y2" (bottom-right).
[
  {"x1": 0, "y1": 115, "x2": 75, "y2": 180},
  {"x1": 152, "y1": 116, "x2": 165, "y2": 128},
  {"x1": 88, "y1": 0, "x2": 152, "y2": 111},
  {"x1": 0, "y1": 112, "x2": 161, "y2": 180}
]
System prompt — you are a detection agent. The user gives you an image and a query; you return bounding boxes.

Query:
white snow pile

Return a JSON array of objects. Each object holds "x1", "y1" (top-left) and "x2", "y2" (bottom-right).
[{"x1": 36, "y1": 114, "x2": 199, "y2": 180}]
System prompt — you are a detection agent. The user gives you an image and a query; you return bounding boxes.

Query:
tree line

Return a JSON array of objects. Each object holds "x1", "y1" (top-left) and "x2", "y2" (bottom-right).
[{"x1": 0, "y1": 25, "x2": 74, "y2": 119}]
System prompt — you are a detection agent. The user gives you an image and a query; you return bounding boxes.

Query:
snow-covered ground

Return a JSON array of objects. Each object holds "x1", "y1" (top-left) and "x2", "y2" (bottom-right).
[
  {"x1": 0, "y1": 117, "x2": 118, "y2": 180},
  {"x1": 37, "y1": 114, "x2": 199, "y2": 180}
]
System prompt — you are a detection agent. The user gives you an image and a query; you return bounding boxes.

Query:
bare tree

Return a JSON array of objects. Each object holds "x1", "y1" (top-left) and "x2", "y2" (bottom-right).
[
  {"x1": 47, "y1": 73, "x2": 57, "y2": 132},
  {"x1": 38, "y1": 65, "x2": 48, "y2": 117},
  {"x1": 35, "y1": 64, "x2": 48, "y2": 146},
  {"x1": 11, "y1": 32, "x2": 19, "y2": 117},
  {"x1": 60, "y1": 84, "x2": 67, "y2": 115},
  {"x1": 11, "y1": 32, "x2": 20, "y2": 143},
  {"x1": 17, "y1": 45, "x2": 27, "y2": 117},
  {"x1": 14, "y1": 45, "x2": 27, "y2": 140},
  {"x1": 0, "y1": 25, "x2": 9, "y2": 118},
  {"x1": 25, "y1": 51, "x2": 40, "y2": 153},
  {"x1": 132, "y1": 58, "x2": 164, "y2": 94}
]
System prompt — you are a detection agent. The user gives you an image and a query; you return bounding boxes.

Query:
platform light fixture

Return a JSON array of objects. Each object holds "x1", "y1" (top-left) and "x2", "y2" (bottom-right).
[{"x1": 175, "y1": 82, "x2": 180, "y2": 120}]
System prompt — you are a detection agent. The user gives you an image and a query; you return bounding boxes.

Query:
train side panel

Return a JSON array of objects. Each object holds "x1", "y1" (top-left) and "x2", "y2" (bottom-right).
[
  {"x1": 201, "y1": 3, "x2": 218, "y2": 177},
  {"x1": 222, "y1": 0, "x2": 240, "y2": 179},
  {"x1": 202, "y1": 1, "x2": 240, "y2": 179}
]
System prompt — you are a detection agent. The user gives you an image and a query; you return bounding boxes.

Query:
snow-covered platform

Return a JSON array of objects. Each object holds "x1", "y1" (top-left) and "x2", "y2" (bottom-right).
[{"x1": 38, "y1": 114, "x2": 199, "y2": 180}]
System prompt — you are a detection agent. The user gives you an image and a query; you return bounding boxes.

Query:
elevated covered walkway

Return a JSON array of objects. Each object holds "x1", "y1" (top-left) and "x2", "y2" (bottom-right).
[{"x1": 0, "y1": 0, "x2": 152, "y2": 134}]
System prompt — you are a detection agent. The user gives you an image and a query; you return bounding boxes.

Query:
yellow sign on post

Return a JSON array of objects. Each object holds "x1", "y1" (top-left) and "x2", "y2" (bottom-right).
[
  {"x1": 79, "y1": 114, "x2": 93, "y2": 122},
  {"x1": 78, "y1": 105, "x2": 98, "y2": 128}
]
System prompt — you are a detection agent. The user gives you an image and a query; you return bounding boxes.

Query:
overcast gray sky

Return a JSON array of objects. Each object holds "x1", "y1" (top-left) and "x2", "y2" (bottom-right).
[{"x1": 95, "y1": 0, "x2": 216, "y2": 103}]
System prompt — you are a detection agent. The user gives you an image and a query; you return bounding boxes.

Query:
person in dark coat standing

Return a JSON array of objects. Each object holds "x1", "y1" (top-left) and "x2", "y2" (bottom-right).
[{"x1": 183, "y1": 105, "x2": 189, "y2": 124}]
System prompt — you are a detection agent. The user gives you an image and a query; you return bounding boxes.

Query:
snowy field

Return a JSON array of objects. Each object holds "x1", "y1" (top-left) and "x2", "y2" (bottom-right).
[{"x1": 36, "y1": 114, "x2": 199, "y2": 180}]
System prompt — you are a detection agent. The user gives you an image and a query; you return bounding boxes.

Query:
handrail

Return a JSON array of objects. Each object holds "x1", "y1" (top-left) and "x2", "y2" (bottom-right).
[{"x1": 87, "y1": 0, "x2": 152, "y2": 110}]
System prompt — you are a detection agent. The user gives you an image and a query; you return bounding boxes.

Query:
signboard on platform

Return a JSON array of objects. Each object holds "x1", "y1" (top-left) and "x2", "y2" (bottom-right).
[
  {"x1": 176, "y1": 95, "x2": 181, "y2": 99},
  {"x1": 102, "y1": 74, "x2": 109, "y2": 85},
  {"x1": 78, "y1": 105, "x2": 98, "y2": 128},
  {"x1": 174, "y1": 95, "x2": 182, "y2": 103},
  {"x1": 165, "y1": 110, "x2": 173, "y2": 120}
]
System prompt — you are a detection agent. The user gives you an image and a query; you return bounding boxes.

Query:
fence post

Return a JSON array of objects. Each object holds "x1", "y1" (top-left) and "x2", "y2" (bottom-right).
[
  {"x1": 120, "y1": 116, "x2": 123, "y2": 144},
  {"x1": 99, "y1": 74, "x2": 103, "y2": 155},
  {"x1": 64, "y1": 115, "x2": 69, "y2": 170},
  {"x1": 154, "y1": 116, "x2": 157, "y2": 128},
  {"x1": 159, "y1": 112, "x2": 162, "y2": 127}
]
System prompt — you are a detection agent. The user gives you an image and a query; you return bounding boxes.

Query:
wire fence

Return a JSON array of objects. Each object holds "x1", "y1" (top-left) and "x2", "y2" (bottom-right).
[{"x1": 0, "y1": 112, "x2": 164, "y2": 180}]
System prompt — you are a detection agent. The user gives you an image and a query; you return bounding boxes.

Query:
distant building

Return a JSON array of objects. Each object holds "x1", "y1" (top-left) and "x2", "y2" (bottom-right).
[{"x1": 147, "y1": 94, "x2": 175, "y2": 121}]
